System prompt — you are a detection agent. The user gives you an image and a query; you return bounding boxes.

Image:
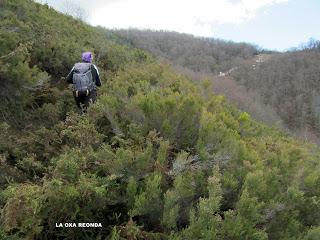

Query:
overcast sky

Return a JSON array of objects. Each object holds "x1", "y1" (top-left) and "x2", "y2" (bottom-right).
[{"x1": 37, "y1": 0, "x2": 320, "y2": 51}]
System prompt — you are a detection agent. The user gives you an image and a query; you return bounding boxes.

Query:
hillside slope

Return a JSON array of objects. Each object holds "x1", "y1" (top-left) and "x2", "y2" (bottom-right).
[
  {"x1": 112, "y1": 29, "x2": 258, "y2": 74},
  {"x1": 0, "y1": 1, "x2": 320, "y2": 239},
  {"x1": 232, "y1": 45, "x2": 320, "y2": 142},
  {"x1": 112, "y1": 30, "x2": 285, "y2": 128},
  {"x1": 112, "y1": 30, "x2": 320, "y2": 144}
]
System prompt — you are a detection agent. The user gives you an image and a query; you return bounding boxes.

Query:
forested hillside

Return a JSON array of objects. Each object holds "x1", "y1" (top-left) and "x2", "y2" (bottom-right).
[
  {"x1": 112, "y1": 29, "x2": 258, "y2": 74},
  {"x1": 0, "y1": 0, "x2": 320, "y2": 239},
  {"x1": 232, "y1": 43, "x2": 320, "y2": 141}
]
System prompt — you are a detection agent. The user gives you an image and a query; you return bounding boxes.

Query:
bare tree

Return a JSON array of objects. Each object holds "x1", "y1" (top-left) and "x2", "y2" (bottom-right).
[{"x1": 61, "y1": 0, "x2": 89, "y2": 22}]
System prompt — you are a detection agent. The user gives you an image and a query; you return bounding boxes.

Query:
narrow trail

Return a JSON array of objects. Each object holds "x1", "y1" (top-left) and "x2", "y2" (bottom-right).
[{"x1": 215, "y1": 53, "x2": 273, "y2": 78}]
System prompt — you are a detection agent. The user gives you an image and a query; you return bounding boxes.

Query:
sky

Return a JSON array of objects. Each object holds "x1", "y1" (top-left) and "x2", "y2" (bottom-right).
[{"x1": 37, "y1": 0, "x2": 320, "y2": 51}]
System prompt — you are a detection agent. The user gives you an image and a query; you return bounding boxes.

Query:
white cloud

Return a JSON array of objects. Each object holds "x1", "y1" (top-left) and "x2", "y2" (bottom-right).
[
  {"x1": 37, "y1": 0, "x2": 290, "y2": 37},
  {"x1": 90, "y1": 0, "x2": 289, "y2": 36}
]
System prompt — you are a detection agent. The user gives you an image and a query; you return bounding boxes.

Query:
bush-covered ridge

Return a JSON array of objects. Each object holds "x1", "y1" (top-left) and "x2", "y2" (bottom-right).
[{"x1": 0, "y1": 0, "x2": 320, "y2": 239}]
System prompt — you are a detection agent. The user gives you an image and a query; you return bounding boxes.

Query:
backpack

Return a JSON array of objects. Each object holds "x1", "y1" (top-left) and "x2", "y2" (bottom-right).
[{"x1": 72, "y1": 62, "x2": 95, "y2": 97}]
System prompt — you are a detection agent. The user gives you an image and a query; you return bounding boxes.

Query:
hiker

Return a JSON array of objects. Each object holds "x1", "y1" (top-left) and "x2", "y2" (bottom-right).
[{"x1": 66, "y1": 51, "x2": 101, "y2": 113}]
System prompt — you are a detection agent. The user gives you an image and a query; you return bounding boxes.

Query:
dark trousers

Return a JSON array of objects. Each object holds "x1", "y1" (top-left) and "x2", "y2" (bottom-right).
[{"x1": 74, "y1": 90, "x2": 97, "y2": 113}]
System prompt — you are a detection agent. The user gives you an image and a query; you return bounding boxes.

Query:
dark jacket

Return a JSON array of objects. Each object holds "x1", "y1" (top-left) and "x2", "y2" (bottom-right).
[{"x1": 66, "y1": 63, "x2": 101, "y2": 89}]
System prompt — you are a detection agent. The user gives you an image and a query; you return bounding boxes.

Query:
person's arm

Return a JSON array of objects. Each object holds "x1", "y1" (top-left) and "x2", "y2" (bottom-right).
[
  {"x1": 91, "y1": 64, "x2": 101, "y2": 87},
  {"x1": 66, "y1": 66, "x2": 75, "y2": 84}
]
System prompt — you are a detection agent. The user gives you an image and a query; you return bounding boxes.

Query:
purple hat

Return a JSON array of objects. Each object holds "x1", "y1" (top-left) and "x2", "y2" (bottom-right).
[{"x1": 82, "y1": 51, "x2": 92, "y2": 63}]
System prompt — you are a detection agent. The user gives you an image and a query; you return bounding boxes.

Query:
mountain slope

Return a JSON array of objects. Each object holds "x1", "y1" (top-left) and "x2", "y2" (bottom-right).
[
  {"x1": 112, "y1": 29, "x2": 258, "y2": 74},
  {"x1": 0, "y1": 1, "x2": 320, "y2": 239},
  {"x1": 112, "y1": 30, "x2": 285, "y2": 128},
  {"x1": 232, "y1": 45, "x2": 320, "y2": 141},
  {"x1": 112, "y1": 29, "x2": 320, "y2": 144}
]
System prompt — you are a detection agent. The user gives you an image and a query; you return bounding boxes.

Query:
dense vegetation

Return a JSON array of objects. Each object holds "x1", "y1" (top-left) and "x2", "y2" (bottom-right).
[
  {"x1": 112, "y1": 29, "x2": 258, "y2": 74},
  {"x1": 0, "y1": 0, "x2": 320, "y2": 239}
]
